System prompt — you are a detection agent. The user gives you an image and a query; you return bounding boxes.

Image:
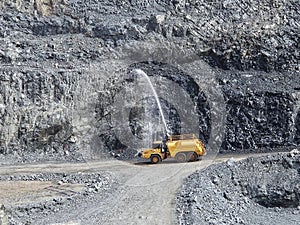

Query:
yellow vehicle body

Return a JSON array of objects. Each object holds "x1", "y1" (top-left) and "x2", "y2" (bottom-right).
[{"x1": 140, "y1": 134, "x2": 206, "y2": 163}]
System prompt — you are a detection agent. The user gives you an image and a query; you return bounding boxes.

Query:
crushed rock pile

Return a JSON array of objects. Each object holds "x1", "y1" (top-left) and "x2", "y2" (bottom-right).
[{"x1": 177, "y1": 150, "x2": 300, "y2": 225}]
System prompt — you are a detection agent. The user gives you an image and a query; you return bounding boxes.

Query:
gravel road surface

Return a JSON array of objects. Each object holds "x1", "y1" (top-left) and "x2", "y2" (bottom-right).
[{"x1": 0, "y1": 153, "x2": 272, "y2": 225}]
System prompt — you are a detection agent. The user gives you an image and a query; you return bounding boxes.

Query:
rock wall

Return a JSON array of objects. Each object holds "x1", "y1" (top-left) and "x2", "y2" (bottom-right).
[
  {"x1": 218, "y1": 71, "x2": 300, "y2": 152},
  {"x1": 0, "y1": 66, "x2": 99, "y2": 162},
  {"x1": 0, "y1": 0, "x2": 299, "y2": 162},
  {"x1": 1, "y1": 0, "x2": 298, "y2": 70}
]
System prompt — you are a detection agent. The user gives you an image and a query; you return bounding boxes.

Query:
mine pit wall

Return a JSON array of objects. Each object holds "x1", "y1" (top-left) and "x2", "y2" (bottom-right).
[
  {"x1": 221, "y1": 88, "x2": 296, "y2": 152},
  {"x1": 218, "y1": 71, "x2": 300, "y2": 152},
  {"x1": 0, "y1": 0, "x2": 299, "y2": 161},
  {"x1": 0, "y1": 66, "x2": 106, "y2": 161},
  {"x1": 0, "y1": 0, "x2": 299, "y2": 73},
  {"x1": 1, "y1": 67, "x2": 300, "y2": 160}
]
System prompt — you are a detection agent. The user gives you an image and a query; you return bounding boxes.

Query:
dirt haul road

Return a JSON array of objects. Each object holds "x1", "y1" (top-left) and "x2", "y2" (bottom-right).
[{"x1": 0, "y1": 153, "x2": 274, "y2": 225}]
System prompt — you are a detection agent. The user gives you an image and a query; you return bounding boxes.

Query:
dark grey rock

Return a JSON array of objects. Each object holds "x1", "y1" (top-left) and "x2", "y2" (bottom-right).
[
  {"x1": 177, "y1": 152, "x2": 300, "y2": 225},
  {"x1": 0, "y1": 0, "x2": 299, "y2": 163}
]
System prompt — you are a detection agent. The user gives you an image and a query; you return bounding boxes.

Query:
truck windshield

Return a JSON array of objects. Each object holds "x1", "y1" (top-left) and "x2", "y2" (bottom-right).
[{"x1": 152, "y1": 143, "x2": 162, "y2": 149}]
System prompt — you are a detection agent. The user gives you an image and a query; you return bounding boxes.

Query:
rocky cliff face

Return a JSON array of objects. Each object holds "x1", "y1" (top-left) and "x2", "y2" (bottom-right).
[
  {"x1": 0, "y1": 0, "x2": 299, "y2": 162},
  {"x1": 219, "y1": 71, "x2": 300, "y2": 152},
  {"x1": 1, "y1": 0, "x2": 298, "y2": 71}
]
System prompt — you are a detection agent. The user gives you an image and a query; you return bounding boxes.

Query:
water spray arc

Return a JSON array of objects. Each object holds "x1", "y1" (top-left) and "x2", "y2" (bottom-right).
[{"x1": 133, "y1": 69, "x2": 171, "y2": 136}]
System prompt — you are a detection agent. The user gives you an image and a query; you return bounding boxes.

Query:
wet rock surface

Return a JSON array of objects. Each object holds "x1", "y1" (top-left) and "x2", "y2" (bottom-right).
[
  {"x1": 177, "y1": 151, "x2": 300, "y2": 225},
  {"x1": 97, "y1": 61, "x2": 211, "y2": 157}
]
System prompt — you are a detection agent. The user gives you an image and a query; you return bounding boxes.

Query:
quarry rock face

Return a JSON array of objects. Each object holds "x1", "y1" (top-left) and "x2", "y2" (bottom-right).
[
  {"x1": 219, "y1": 71, "x2": 300, "y2": 152},
  {"x1": 0, "y1": 0, "x2": 299, "y2": 162}
]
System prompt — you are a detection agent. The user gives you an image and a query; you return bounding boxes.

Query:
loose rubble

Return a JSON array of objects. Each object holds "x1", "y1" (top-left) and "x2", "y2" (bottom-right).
[
  {"x1": 0, "y1": 204, "x2": 8, "y2": 225},
  {"x1": 0, "y1": 172, "x2": 116, "y2": 225},
  {"x1": 177, "y1": 151, "x2": 300, "y2": 225}
]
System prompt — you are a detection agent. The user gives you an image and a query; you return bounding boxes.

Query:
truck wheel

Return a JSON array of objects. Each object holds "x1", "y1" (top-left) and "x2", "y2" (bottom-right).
[
  {"x1": 150, "y1": 155, "x2": 161, "y2": 164},
  {"x1": 188, "y1": 152, "x2": 198, "y2": 162},
  {"x1": 176, "y1": 153, "x2": 187, "y2": 162}
]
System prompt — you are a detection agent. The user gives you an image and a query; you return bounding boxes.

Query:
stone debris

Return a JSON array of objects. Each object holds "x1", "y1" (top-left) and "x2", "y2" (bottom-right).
[
  {"x1": 1, "y1": 172, "x2": 116, "y2": 224},
  {"x1": 0, "y1": 204, "x2": 8, "y2": 225},
  {"x1": 177, "y1": 153, "x2": 300, "y2": 225}
]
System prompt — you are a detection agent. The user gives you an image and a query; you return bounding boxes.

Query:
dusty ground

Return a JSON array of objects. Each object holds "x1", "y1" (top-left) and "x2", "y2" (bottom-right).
[
  {"x1": 0, "y1": 153, "x2": 273, "y2": 225},
  {"x1": 0, "y1": 181, "x2": 84, "y2": 206}
]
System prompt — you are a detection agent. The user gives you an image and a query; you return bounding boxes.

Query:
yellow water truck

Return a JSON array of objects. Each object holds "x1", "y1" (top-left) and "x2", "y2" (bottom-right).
[{"x1": 138, "y1": 134, "x2": 206, "y2": 163}]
